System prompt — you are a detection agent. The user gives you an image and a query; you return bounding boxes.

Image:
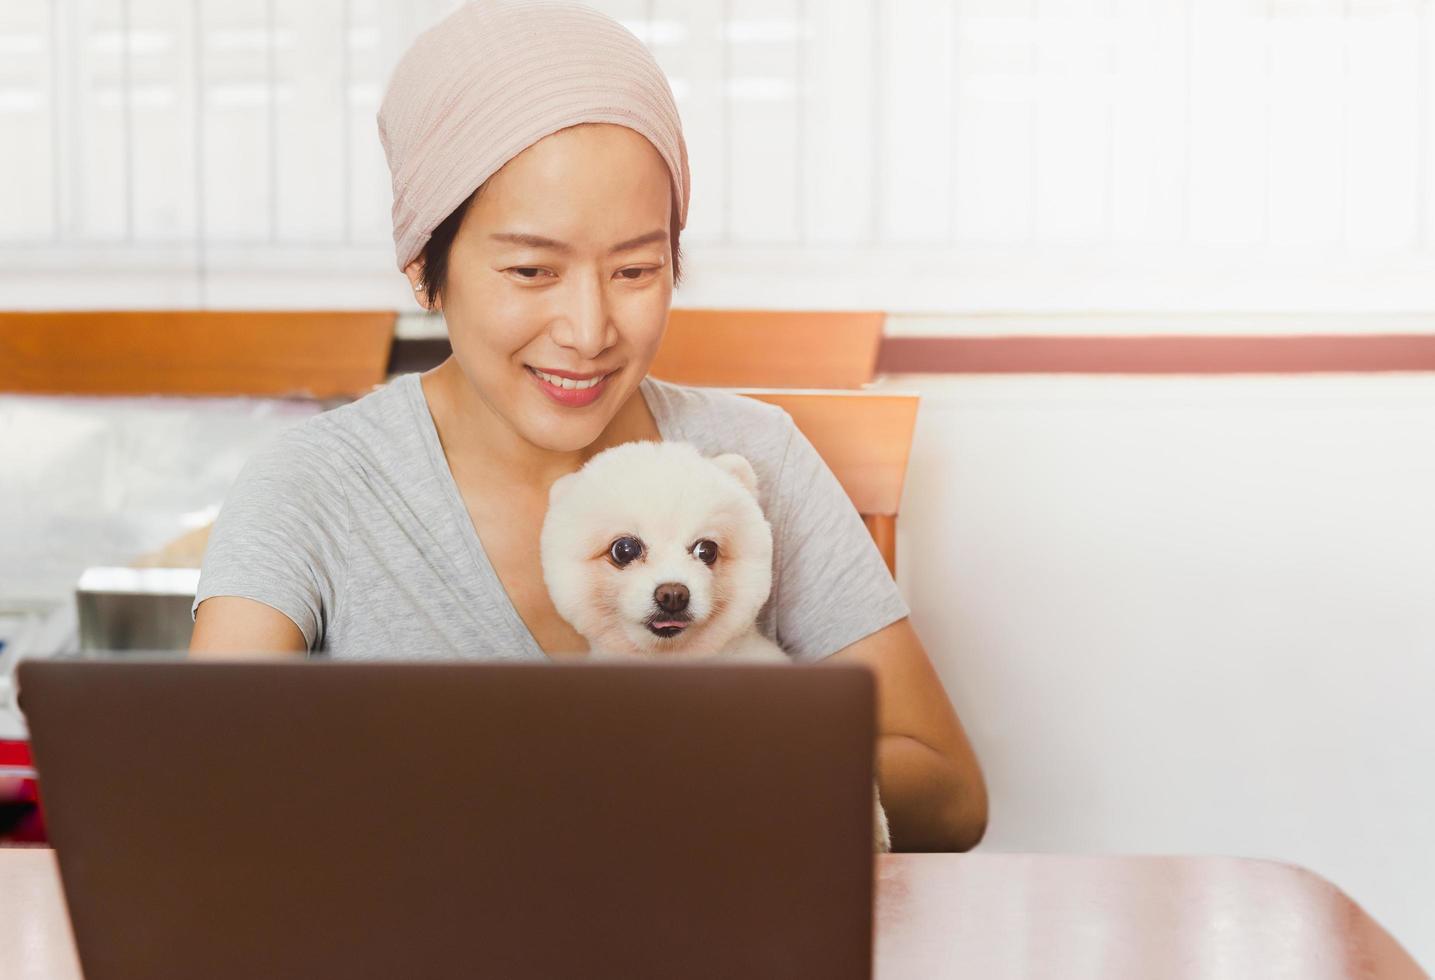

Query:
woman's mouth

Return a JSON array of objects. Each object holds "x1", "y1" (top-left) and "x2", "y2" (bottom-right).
[{"x1": 526, "y1": 366, "x2": 614, "y2": 407}]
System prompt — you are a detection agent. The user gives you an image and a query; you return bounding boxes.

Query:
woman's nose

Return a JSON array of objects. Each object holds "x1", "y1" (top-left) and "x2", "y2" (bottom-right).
[{"x1": 552, "y1": 273, "x2": 613, "y2": 360}]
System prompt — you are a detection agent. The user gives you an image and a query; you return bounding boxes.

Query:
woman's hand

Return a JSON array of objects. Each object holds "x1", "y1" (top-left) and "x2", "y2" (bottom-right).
[{"x1": 823, "y1": 617, "x2": 988, "y2": 852}]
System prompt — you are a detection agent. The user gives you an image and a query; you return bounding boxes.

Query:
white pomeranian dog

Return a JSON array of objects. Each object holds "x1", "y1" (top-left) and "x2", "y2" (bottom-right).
[{"x1": 539, "y1": 440, "x2": 892, "y2": 852}]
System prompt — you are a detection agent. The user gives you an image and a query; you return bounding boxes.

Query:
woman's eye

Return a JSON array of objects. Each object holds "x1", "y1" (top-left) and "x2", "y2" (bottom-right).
[
  {"x1": 609, "y1": 536, "x2": 644, "y2": 566},
  {"x1": 508, "y1": 267, "x2": 651, "y2": 282},
  {"x1": 692, "y1": 540, "x2": 718, "y2": 565}
]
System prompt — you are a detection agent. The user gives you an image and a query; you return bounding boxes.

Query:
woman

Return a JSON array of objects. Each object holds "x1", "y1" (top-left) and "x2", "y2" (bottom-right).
[{"x1": 190, "y1": 0, "x2": 987, "y2": 851}]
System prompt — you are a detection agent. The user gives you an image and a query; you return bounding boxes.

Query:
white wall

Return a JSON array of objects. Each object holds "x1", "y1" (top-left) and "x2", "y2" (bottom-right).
[{"x1": 878, "y1": 371, "x2": 1435, "y2": 971}]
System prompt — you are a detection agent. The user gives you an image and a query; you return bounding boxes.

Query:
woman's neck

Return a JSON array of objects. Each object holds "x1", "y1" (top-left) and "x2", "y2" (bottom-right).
[{"x1": 419, "y1": 357, "x2": 656, "y2": 494}]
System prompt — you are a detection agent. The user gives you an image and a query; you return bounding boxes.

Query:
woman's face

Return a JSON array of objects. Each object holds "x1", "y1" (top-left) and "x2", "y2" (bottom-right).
[{"x1": 418, "y1": 123, "x2": 675, "y2": 455}]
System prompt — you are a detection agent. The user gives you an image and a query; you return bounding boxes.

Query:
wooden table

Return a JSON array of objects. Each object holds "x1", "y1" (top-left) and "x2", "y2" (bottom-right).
[{"x1": 1, "y1": 849, "x2": 1425, "y2": 979}]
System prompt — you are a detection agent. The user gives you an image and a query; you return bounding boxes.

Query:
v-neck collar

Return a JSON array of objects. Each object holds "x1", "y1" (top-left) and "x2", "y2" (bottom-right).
[{"x1": 403, "y1": 372, "x2": 672, "y2": 661}]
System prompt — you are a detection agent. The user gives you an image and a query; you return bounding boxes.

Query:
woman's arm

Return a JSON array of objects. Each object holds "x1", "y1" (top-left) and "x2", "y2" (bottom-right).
[
  {"x1": 189, "y1": 596, "x2": 308, "y2": 659},
  {"x1": 823, "y1": 616, "x2": 988, "y2": 852}
]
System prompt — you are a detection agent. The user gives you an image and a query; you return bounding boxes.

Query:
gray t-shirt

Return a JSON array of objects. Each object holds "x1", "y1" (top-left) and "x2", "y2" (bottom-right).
[{"x1": 192, "y1": 372, "x2": 910, "y2": 662}]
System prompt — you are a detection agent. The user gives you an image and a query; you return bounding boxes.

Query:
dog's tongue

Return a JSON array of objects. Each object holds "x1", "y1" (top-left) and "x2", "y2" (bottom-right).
[{"x1": 652, "y1": 621, "x2": 687, "y2": 629}]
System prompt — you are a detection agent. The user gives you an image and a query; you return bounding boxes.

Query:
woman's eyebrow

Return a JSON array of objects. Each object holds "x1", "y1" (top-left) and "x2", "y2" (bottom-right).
[{"x1": 489, "y1": 230, "x2": 668, "y2": 254}]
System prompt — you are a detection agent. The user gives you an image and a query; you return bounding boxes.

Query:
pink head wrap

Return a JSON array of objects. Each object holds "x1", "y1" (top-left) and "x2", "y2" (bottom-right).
[{"x1": 376, "y1": 0, "x2": 691, "y2": 274}]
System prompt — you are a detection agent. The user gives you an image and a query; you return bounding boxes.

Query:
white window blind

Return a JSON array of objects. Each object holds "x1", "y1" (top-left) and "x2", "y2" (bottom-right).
[{"x1": 1, "y1": 0, "x2": 1433, "y2": 315}]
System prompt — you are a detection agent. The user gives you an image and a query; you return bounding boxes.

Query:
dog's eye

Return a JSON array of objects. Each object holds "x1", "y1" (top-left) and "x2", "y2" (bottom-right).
[
  {"x1": 609, "y1": 536, "x2": 644, "y2": 566},
  {"x1": 692, "y1": 540, "x2": 718, "y2": 565}
]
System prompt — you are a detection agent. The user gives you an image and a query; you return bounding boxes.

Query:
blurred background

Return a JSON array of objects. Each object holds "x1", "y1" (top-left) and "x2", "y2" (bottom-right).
[
  {"x1": 4, "y1": 0, "x2": 1435, "y2": 307},
  {"x1": 2, "y1": 0, "x2": 1433, "y2": 969}
]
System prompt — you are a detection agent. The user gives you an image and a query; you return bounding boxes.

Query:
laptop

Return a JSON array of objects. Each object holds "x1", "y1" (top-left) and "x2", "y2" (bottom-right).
[{"x1": 17, "y1": 657, "x2": 877, "y2": 980}]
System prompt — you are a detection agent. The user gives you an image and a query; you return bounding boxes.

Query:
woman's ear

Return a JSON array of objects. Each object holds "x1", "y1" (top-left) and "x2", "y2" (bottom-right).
[
  {"x1": 710, "y1": 453, "x2": 759, "y2": 498},
  {"x1": 403, "y1": 259, "x2": 438, "y2": 311}
]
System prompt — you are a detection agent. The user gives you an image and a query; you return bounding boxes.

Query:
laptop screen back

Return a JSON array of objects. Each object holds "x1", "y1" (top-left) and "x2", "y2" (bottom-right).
[{"x1": 19, "y1": 659, "x2": 876, "y2": 980}]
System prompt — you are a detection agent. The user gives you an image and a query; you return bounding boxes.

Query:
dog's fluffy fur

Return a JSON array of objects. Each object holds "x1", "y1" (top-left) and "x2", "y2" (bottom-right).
[{"x1": 540, "y1": 440, "x2": 892, "y2": 851}]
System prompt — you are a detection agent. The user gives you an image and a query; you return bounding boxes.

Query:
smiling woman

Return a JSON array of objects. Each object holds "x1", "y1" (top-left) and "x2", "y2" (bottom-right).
[{"x1": 189, "y1": 0, "x2": 986, "y2": 852}]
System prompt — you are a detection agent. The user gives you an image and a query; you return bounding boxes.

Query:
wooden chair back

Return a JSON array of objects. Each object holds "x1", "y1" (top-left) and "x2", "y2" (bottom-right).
[
  {"x1": 737, "y1": 389, "x2": 919, "y2": 578},
  {"x1": 651, "y1": 309, "x2": 884, "y2": 389}
]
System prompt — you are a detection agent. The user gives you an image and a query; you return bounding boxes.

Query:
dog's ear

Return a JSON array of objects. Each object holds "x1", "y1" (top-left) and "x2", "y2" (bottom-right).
[
  {"x1": 547, "y1": 471, "x2": 577, "y2": 509},
  {"x1": 710, "y1": 453, "x2": 759, "y2": 498}
]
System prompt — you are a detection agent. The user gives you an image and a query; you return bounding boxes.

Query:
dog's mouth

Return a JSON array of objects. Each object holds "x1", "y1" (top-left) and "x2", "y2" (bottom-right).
[{"x1": 645, "y1": 612, "x2": 693, "y2": 639}]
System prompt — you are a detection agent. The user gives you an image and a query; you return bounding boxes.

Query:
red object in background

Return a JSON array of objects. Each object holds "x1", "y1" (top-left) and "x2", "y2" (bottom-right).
[{"x1": 0, "y1": 739, "x2": 46, "y2": 845}]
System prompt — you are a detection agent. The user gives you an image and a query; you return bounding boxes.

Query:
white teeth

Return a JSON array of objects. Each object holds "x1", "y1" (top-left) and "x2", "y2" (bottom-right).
[{"x1": 533, "y1": 368, "x2": 604, "y2": 390}]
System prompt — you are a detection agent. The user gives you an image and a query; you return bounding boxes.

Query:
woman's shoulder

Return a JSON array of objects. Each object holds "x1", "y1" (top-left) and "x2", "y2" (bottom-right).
[
  {"x1": 204, "y1": 375, "x2": 425, "y2": 531},
  {"x1": 641, "y1": 374, "x2": 793, "y2": 455},
  {"x1": 297, "y1": 373, "x2": 423, "y2": 445},
  {"x1": 641, "y1": 375, "x2": 799, "y2": 515},
  {"x1": 253, "y1": 373, "x2": 425, "y2": 471}
]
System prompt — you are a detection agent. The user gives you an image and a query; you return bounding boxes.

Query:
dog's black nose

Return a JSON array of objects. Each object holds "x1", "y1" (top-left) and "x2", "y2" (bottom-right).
[{"x1": 654, "y1": 582, "x2": 689, "y2": 613}]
